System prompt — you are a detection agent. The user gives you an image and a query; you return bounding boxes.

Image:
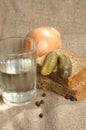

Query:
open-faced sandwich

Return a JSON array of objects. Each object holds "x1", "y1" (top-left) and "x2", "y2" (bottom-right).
[{"x1": 25, "y1": 26, "x2": 86, "y2": 101}]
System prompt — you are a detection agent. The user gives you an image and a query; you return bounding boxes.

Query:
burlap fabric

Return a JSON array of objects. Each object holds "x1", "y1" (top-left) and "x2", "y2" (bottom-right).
[{"x1": 0, "y1": 0, "x2": 86, "y2": 130}]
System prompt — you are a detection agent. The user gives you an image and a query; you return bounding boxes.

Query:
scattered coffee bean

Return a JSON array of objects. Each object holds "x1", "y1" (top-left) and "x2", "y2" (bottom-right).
[
  {"x1": 0, "y1": 95, "x2": 3, "y2": 104},
  {"x1": 40, "y1": 100, "x2": 44, "y2": 104},
  {"x1": 42, "y1": 93, "x2": 46, "y2": 97},
  {"x1": 39, "y1": 113, "x2": 44, "y2": 118},
  {"x1": 35, "y1": 101, "x2": 41, "y2": 107}
]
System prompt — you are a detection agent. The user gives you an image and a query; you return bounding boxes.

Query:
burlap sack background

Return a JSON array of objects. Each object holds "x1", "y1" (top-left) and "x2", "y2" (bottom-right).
[{"x1": 0, "y1": 0, "x2": 86, "y2": 130}]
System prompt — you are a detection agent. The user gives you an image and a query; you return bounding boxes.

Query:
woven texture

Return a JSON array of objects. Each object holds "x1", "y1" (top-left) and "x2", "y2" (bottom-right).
[{"x1": 0, "y1": 0, "x2": 86, "y2": 130}]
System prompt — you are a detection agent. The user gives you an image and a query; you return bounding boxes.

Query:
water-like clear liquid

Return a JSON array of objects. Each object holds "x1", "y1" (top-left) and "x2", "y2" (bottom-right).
[{"x1": 0, "y1": 58, "x2": 36, "y2": 105}]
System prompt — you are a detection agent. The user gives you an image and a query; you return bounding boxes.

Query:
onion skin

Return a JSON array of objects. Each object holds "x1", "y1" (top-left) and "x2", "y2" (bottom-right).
[{"x1": 25, "y1": 27, "x2": 62, "y2": 57}]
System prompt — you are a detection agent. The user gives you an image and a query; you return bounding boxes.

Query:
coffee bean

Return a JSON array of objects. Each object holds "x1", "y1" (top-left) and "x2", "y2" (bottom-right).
[
  {"x1": 40, "y1": 100, "x2": 44, "y2": 104},
  {"x1": 35, "y1": 101, "x2": 40, "y2": 107},
  {"x1": 42, "y1": 93, "x2": 46, "y2": 97},
  {"x1": 39, "y1": 113, "x2": 44, "y2": 118},
  {"x1": 0, "y1": 95, "x2": 3, "y2": 104}
]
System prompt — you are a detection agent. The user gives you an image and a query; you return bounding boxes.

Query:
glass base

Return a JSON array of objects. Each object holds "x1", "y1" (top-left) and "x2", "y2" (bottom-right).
[{"x1": 2, "y1": 89, "x2": 36, "y2": 106}]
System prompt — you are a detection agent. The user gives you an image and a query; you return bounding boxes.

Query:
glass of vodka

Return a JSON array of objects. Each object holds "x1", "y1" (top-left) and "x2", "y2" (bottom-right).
[{"x1": 0, "y1": 37, "x2": 37, "y2": 106}]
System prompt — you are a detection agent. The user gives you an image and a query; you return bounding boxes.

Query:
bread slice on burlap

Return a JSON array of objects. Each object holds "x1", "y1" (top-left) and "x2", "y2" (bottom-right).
[{"x1": 37, "y1": 48, "x2": 86, "y2": 101}]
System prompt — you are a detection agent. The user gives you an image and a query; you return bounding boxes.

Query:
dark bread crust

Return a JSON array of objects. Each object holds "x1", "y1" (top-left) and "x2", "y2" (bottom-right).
[{"x1": 37, "y1": 49, "x2": 86, "y2": 101}]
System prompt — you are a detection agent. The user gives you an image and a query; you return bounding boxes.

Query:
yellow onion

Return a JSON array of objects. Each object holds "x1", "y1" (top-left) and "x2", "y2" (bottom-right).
[{"x1": 25, "y1": 27, "x2": 62, "y2": 57}]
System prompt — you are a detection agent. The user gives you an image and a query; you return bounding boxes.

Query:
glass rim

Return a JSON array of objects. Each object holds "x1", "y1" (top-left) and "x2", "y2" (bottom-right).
[{"x1": 0, "y1": 36, "x2": 37, "y2": 56}]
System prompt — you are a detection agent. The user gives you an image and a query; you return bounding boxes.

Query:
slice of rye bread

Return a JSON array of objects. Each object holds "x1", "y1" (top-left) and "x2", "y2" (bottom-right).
[{"x1": 37, "y1": 48, "x2": 86, "y2": 101}]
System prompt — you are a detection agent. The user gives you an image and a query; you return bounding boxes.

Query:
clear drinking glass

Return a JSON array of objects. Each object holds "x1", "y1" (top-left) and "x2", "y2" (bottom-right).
[{"x1": 0, "y1": 37, "x2": 37, "y2": 106}]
